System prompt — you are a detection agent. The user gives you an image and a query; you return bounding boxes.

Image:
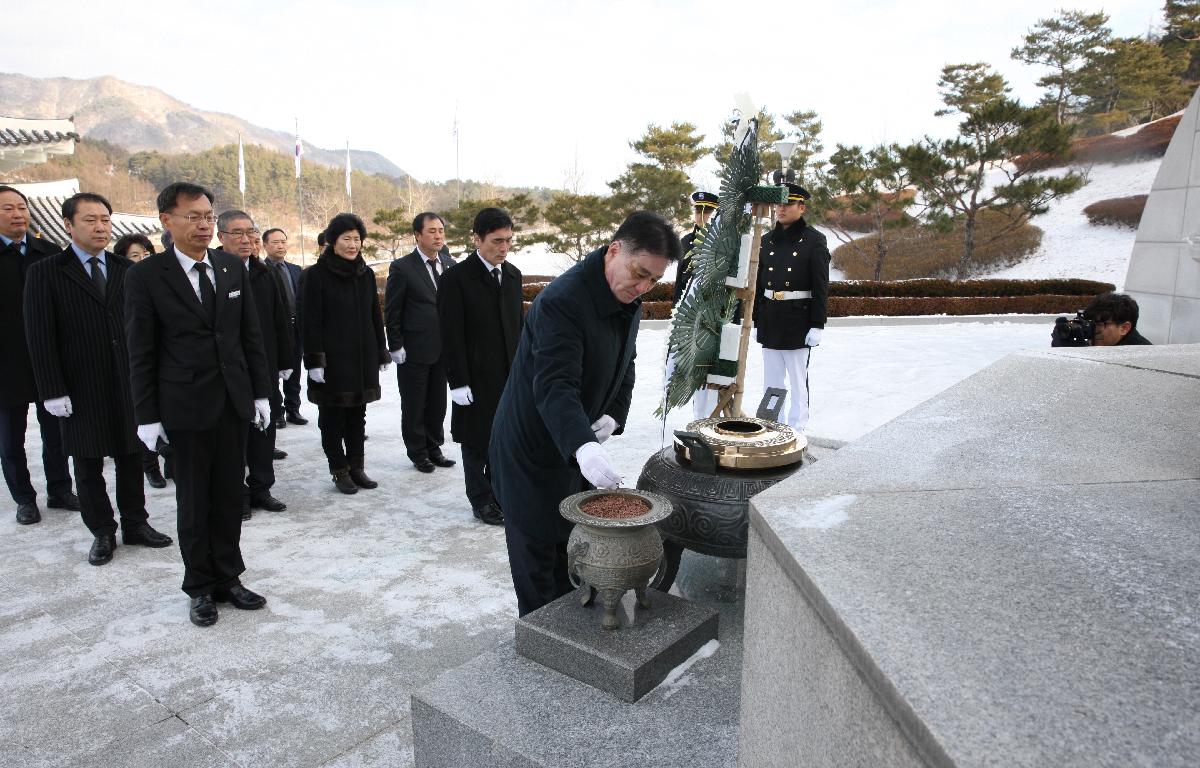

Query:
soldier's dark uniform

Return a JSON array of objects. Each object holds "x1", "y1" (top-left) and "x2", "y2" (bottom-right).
[
  {"x1": 672, "y1": 191, "x2": 719, "y2": 306},
  {"x1": 752, "y1": 183, "x2": 829, "y2": 431}
]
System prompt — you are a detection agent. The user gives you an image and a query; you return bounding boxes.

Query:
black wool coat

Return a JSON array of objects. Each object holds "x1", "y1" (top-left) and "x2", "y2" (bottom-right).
[
  {"x1": 752, "y1": 218, "x2": 830, "y2": 350},
  {"x1": 23, "y1": 248, "x2": 141, "y2": 458},
  {"x1": 125, "y1": 248, "x2": 273, "y2": 431},
  {"x1": 0, "y1": 235, "x2": 59, "y2": 407},
  {"x1": 672, "y1": 228, "x2": 699, "y2": 305},
  {"x1": 302, "y1": 252, "x2": 388, "y2": 408},
  {"x1": 384, "y1": 249, "x2": 455, "y2": 365},
  {"x1": 437, "y1": 252, "x2": 523, "y2": 449},
  {"x1": 247, "y1": 256, "x2": 294, "y2": 408},
  {"x1": 489, "y1": 248, "x2": 640, "y2": 543}
]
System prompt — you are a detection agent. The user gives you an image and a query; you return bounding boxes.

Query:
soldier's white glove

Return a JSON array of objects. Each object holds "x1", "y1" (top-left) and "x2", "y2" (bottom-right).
[
  {"x1": 44, "y1": 396, "x2": 72, "y2": 418},
  {"x1": 253, "y1": 398, "x2": 271, "y2": 431},
  {"x1": 575, "y1": 441, "x2": 622, "y2": 490},
  {"x1": 753, "y1": 327, "x2": 758, "y2": 343},
  {"x1": 450, "y1": 386, "x2": 474, "y2": 406},
  {"x1": 390, "y1": 348, "x2": 407, "y2": 365},
  {"x1": 590, "y1": 414, "x2": 617, "y2": 444},
  {"x1": 805, "y1": 328, "x2": 823, "y2": 347},
  {"x1": 308, "y1": 367, "x2": 325, "y2": 383},
  {"x1": 138, "y1": 423, "x2": 167, "y2": 452},
  {"x1": 279, "y1": 369, "x2": 292, "y2": 380},
  {"x1": 379, "y1": 362, "x2": 390, "y2": 373}
]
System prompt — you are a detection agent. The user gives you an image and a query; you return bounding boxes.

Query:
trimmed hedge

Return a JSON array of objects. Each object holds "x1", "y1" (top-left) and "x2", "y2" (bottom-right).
[
  {"x1": 827, "y1": 295, "x2": 1093, "y2": 317},
  {"x1": 828, "y1": 278, "x2": 1113, "y2": 298},
  {"x1": 1083, "y1": 195, "x2": 1146, "y2": 228},
  {"x1": 1015, "y1": 114, "x2": 1179, "y2": 172}
]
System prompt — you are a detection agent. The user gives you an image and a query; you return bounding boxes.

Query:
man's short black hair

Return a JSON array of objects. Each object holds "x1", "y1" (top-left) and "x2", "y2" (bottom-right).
[
  {"x1": 156, "y1": 182, "x2": 215, "y2": 214},
  {"x1": 412, "y1": 211, "x2": 445, "y2": 235},
  {"x1": 472, "y1": 207, "x2": 513, "y2": 238},
  {"x1": 262, "y1": 227, "x2": 286, "y2": 243},
  {"x1": 0, "y1": 185, "x2": 29, "y2": 204},
  {"x1": 1083, "y1": 292, "x2": 1140, "y2": 329},
  {"x1": 61, "y1": 192, "x2": 113, "y2": 220},
  {"x1": 114, "y1": 233, "x2": 154, "y2": 257},
  {"x1": 612, "y1": 211, "x2": 682, "y2": 262}
]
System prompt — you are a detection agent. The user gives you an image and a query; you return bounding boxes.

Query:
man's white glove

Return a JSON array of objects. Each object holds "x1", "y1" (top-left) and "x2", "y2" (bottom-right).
[
  {"x1": 138, "y1": 423, "x2": 167, "y2": 452},
  {"x1": 390, "y1": 348, "x2": 407, "y2": 365},
  {"x1": 450, "y1": 386, "x2": 474, "y2": 406},
  {"x1": 44, "y1": 396, "x2": 72, "y2": 418},
  {"x1": 590, "y1": 414, "x2": 617, "y2": 444},
  {"x1": 279, "y1": 369, "x2": 292, "y2": 380},
  {"x1": 575, "y1": 441, "x2": 622, "y2": 490},
  {"x1": 253, "y1": 398, "x2": 271, "y2": 431},
  {"x1": 805, "y1": 328, "x2": 823, "y2": 347},
  {"x1": 379, "y1": 362, "x2": 390, "y2": 373},
  {"x1": 309, "y1": 367, "x2": 325, "y2": 383},
  {"x1": 753, "y1": 327, "x2": 758, "y2": 343}
]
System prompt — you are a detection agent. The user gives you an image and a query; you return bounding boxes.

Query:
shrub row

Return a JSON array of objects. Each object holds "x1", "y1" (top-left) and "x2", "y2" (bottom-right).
[
  {"x1": 1082, "y1": 195, "x2": 1146, "y2": 228},
  {"x1": 1014, "y1": 114, "x2": 1178, "y2": 172}
]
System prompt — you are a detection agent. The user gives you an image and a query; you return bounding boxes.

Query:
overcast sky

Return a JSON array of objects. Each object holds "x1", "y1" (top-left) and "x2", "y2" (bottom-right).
[{"x1": 1, "y1": 0, "x2": 1164, "y2": 192}]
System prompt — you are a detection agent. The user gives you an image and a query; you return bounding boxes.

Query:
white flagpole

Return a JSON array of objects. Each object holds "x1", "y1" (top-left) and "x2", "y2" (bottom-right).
[
  {"x1": 345, "y1": 139, "x2": 353, "y2": 213},
  {"x1": 295, "y1": 118, "x2": 306, "y2": 266},
  {"x1": 237, "y1": 133, "x2": 246, "y2": 210}
]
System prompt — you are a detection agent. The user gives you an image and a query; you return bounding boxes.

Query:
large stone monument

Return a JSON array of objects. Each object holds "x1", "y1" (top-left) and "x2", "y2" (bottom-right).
[{"x1": 1125, "y1": 86, "x2": 1200, "y2": 342}]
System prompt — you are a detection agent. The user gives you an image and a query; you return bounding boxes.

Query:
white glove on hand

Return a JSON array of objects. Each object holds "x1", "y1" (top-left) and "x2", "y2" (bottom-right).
[
  {"x1": 591, "y1": 414, "x2": 617, "y2": 444},
  {"x1": 575, "y1": 441, "x2": 622, "y2": 490},
  {"x1": 137, "y1": 422, "x2": 167, "y2": 452},
  {"x1": 805, "y1": 328, "x2": 823, "y2": 347},
  {"x1": 309, "y1": 367, "x2": 325, "y2": 383},
  {"x1": 450, "y1": 386, "x2": 474, "y2": 406},
  {"x1": 379, "y1": 362, "x2": 390, "y2": 373},
  {"x1": 390, "y1": 348, "x2": 407, "y2": 365},
  {"x1": 279, "y1": 369, "x2": 292, "y2": 380},
  {"x1": 753, "y1": 327, "x2": 758, "y2": 343},
  {"x1": 253, "y1": 398, "x2": 271, "y2": 431},
  {"x1": 44, "y1": 396, "x2": 72, "y2": 418}
]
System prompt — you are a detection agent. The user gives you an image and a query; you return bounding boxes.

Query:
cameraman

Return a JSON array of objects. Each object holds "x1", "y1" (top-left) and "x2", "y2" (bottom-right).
[{"x1": 1084, "y1": 292, "x2": 1152, "y2": 346}]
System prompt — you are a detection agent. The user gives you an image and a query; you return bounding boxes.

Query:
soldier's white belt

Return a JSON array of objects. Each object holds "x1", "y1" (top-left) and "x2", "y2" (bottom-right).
[{"x1": 763, "y1": 290, "x2": 812, "y2": 300}]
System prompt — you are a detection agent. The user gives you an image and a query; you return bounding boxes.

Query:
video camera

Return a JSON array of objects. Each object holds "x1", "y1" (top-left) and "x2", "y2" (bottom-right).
[{"x1": 1050, "y1": 311, "x2": 1094, "y2": 347}]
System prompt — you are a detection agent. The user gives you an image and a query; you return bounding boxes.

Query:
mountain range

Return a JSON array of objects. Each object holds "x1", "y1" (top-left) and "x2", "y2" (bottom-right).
[{"x1": 0, "y1": 73, "x2": 407, "y2": 179}]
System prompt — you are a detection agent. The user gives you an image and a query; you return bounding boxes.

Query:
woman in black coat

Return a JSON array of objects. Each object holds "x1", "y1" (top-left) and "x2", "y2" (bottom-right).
[{"x1": 302, "y1": 214, "x2": 390, "y2": 493}]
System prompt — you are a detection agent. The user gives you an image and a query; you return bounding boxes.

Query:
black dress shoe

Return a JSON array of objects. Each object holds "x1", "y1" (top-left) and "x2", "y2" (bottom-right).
[
  {"x1": 189, "y1": 595, "x2": 218, "y2": 627},
  {"x1": 472, "y1": 502, "x2": 504, "y2": 526},
  {"x1": 430, "y1": 453, "x2": 456, "y2": 468},
  {"x1": 123, "y1": 522, "x2": 173, "y2": 548},
  {"x1": 144, "y1": 466, "x2": 167, "y2": 489},
  {"x1": 213, "y1": 583, "x2": 267, "y2": 610},
  {"x1": 88, "y1": 533, "x2": 116, "y2": 565},
  {"x1": 251, "y1": 494, "x2": 287, "y2": 512},
  {"x1": 413, "y1": 459, "x2": 435, "y2": 473},
  {"x1": 286, "y1": 411, "x2": 308, "y2": 426},
  {"x1": 15, "y1": 502, "x2": 40, "y2": 525},
  {"x1": 272, "y1": 448, "x2": 288, "y2": 460},
  {"x1": 47, "y1": 492, "x2": 80, "y2": 511},
  {"x1": 273, "y1": 415, "x2": 286, "y2": 430}
]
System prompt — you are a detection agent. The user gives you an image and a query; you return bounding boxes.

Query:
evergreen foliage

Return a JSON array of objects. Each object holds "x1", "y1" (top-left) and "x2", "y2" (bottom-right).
[
  {"x1": 1011, "y1": 10, "x2": 1112, "y2": 125},
  {"x1": 524, "y1": 192, "x2": 622, "y2": 262},
  {"x1": 608, "y1": 122, "x2": 708, "y2": 224}
]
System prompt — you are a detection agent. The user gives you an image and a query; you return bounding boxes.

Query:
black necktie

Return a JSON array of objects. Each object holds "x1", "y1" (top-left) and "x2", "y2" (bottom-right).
[
  {"x1": 427, "y1": 259, "x2": 440, "y2": 289},
  {"x1": 274, "y1": 260, "x2": 296, "y2": 314},
  {"x1": 491, "y1": 266, "x2": 501, "y2": 286},
  {"x1": 88, "y1": 256, "x2": 106, "y2": 296},
  {"x1": 195, "y1": 262, "x2": 216, "y2": 322}
]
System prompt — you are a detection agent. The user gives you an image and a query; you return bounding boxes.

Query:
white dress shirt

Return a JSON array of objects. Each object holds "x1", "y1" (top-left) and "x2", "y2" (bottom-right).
[
  {"x1": 478, "y1": 252, "x2": 501, "y2": 285},
  {"x1": 174, "y1": 246, "x2": 214, "y2": 302}
]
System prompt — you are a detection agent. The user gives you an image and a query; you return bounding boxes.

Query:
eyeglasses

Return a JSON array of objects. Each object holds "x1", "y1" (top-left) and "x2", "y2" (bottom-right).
[
  {"x1": 174, "y1": 213, "x2": 217, "y2": 225},
  {"x1": 219, "y1": 229, "x2": 260, "y2": 239}
]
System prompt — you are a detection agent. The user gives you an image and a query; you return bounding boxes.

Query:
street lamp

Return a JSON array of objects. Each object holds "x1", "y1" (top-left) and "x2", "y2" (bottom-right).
[{"x1": 771, "y1": 140, "x2": 797, "y2": 185}]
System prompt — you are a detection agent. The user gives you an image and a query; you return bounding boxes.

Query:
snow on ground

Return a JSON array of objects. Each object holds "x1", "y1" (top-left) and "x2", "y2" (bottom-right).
[{"x1": 984, "y1": 158, "x2": 1160, "y2": 288}]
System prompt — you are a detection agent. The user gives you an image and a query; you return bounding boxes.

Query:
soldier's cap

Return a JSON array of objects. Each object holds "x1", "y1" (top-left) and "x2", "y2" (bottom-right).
[
  {"x1": 784, "y1": 183, "x2": 810, "y2": 203},
  {"x1": 691, "y1": 191, "x2": 719, "y2": 209}
]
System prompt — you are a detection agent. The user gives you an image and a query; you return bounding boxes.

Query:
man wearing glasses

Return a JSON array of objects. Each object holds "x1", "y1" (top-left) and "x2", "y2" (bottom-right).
[
  {"x1": 753, "y1": 182, "x2": 830, "y2": 435},
  {"x1": 490, "y1": 211, "x2": 680, "y2": 616},
  {"x1": 125, "y1": 183, "x2": 273, "y2": 627},
  {"x1": 216, "y1": 210, "x2": 293, "y2": 518},
  {"x1": 1083, "y1": 292, "x2": 1152, "y2": 346}
]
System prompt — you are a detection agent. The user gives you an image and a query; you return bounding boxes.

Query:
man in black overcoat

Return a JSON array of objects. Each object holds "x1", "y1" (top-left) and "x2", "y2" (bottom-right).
[
  {"x1": 24, "y1": 193, "x2": 172, "y2": 565},
  {"x1": 217, "y1": 211, "x2": 293, "y2": 516},
  {"x1": 0, "y1": 185, "x2": 76, "y2": 525},
  {"x1": 490, "y1": 211, "x2": 680, "y2": 616},
  {"x1": 125, "y1": 182, "x2": 273, "y2": 627},
  {"x1": 437, "y1": 208, "x2": 522, "y2": 526},
  {"x1": 753, "y1": 183, "x2": 829, "y2": 433},
  {"x1": 384, "y1": 212, "x2": 456, "y2": 473},
  {"x1": 262, "y1": 227, "x2": 307, "y2": 426}
]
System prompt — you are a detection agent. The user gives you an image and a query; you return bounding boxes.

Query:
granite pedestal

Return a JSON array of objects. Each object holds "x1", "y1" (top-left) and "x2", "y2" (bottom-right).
[{"x1": 516, "y1": 587, "x2": 719, "y2": 702}]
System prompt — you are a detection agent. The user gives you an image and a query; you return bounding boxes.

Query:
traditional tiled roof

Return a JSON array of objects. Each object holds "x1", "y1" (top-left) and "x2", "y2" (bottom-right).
[
  {"x1": 0, "y1": 126, "x2": 80, "y2": 147},
  {"x1": 10, "y1": 179, "x2": 163, "y2": 249},
  {"x1": 0, "y1": 117, "x2": 79, "y2": 173}
]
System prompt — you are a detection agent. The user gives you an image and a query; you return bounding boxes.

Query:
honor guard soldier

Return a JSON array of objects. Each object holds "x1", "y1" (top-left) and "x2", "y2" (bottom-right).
[
  {"x1": 672, "y1": 191, "x2": 719, "y2": 306},
  {"x1": 752, "y1": 182, "x2": 829, "y2": 433}
]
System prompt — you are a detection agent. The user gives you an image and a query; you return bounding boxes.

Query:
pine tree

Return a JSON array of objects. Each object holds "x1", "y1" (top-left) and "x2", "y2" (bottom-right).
[
  {"x1": 780, "y1": 110, "x2": 825, "y2": 186},
  {"x1": 901, "y1": 64, "x2": 1085, "y2": 278},
  {"x1": 441, "y1": 193, "x2": 540, "y2": 255},
  {"x1": 1078, "y1": 37, "x2": 1192, "y2": 131},
  {"x1": 368, "y1": 206, "x2": 412, "y2": 260},
  {"x1": 524, "y1": 192, "x2": 621, "y2": 262},
  {"x1": 1162, "y1": 1, "x2": 1200, "y2": 81},
  {"x1": 608, "y1": 122, "x2": 708, "y2": 223},
  {"x1": 1011, "y1": 9, "x2": 1112, "y2": 125}
]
